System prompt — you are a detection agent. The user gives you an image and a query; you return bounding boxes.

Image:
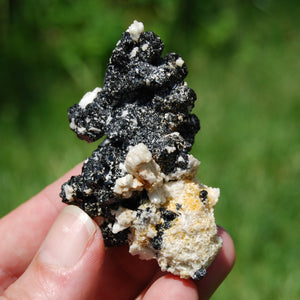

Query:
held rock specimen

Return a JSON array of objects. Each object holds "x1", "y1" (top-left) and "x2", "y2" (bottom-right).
[{"x1": 60, "y1": 20, "x2": 222, "y2": 280}]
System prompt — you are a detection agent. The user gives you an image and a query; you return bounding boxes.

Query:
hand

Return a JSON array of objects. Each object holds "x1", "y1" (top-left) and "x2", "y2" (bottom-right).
[{"x1": 0, "y1": 164, "x2": 235, "y2": 300}]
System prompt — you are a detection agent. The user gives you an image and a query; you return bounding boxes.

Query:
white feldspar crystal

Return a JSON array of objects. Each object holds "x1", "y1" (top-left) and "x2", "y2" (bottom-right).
[
  {"x1": 164, "y1": 154, "x2": 200, "y2": 181},
  {"x1": 78, "y1": 87, "x2": 102, "y2": 109},
  {"x1": 69, "y1": 118, "x2": 76, "y2": 130},
  {"x1": 112, "y1": 207, "x2": 137, "y2": 234},
  {"x1": 125, "y1": 143, "x2": 164, "y2": 191},
  {"x1": 76, "y1": 126, "x2": 87, "y2": 135},
  {"x1": 63, "y1": 184, "x2": 74, "y2": 201},
  {"x1": 141, "y1": 43, "x2": 148, "y2": 51},
  {"x1": 148, "y1": 187, "x2": 166, "y2": 205},
  {"x1": 130, "y1": 46, "x2": 139, "y2": 58},
  {"x1": 113, "y1": 143, "x2": 223, "y2": 279},
  {"x1": 114, "y1": 174, "x2": 143, "y2": 198},
  {"x1": 126, "y1": 20, "x2": 144, "y2": 42},
  {"x1": 175, "y1": 57, "x2": 185, "y2": 67},
  {"x1": 89, "y1": 126, "x2": 101, "y2": 133}
]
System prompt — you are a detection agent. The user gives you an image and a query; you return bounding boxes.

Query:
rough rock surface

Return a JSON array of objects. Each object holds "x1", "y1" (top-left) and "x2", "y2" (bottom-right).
[{"x1": 60, "y1": 20, "x2": 222, "y2": 279}]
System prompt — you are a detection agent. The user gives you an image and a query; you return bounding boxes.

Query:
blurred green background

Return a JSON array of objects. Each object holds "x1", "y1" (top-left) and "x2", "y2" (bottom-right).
[{"x1": 0, "y1": 0, "x2": 299, "y2": 298}]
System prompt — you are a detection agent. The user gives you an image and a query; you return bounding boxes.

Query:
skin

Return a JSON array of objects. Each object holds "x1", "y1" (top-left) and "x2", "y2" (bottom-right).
[{"x1": 0, "y1": 164, "x2": 235, "y2": 299}]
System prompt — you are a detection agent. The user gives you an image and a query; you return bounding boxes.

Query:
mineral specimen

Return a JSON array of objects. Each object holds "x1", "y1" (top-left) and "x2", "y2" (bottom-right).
[{"x1": 60, "y1": 20, "x2": 222, "y2": 280}]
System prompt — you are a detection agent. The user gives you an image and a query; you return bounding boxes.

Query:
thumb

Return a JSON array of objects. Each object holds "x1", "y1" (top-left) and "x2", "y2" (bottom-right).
[{"x1": 0, "y1": 205, "x2": 105, "y2": 300}]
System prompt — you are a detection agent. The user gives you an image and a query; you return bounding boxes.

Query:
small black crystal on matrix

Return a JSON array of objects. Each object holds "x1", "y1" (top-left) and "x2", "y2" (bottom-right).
[{"x1": 60, "y1": 21, "x2": 222, "y2": 279}]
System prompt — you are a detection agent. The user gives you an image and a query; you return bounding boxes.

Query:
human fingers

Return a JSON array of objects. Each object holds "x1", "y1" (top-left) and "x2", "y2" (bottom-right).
[
  {"x1": 136, "y1": 227, "x2": 235, "y2": 300},
  {"x1": 136, "y1": 273, "x2": 198, "y2": 300},
  {"x1": 0, "y1": 205, "x2": 105, "y2": 300},
  {"x1": 0, "y1": 164, "x2": 82, "y2": 291},
  {"x1": 93, "y1": 245, "x2": 159, "y2": 299}
]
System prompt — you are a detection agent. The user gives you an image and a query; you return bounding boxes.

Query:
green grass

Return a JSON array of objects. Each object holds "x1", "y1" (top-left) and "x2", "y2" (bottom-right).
[
  {"x1": 191, "y1": 35, "x2": 300, "y2": 299},
  {"x1": 0, "y1": 1, "x2": 299, "y2": 299}
]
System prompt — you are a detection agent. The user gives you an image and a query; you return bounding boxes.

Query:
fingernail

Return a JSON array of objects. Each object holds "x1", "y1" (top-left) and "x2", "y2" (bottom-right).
[{"x1": 39, "y1": 205, "x2": 96, "y2": 268}]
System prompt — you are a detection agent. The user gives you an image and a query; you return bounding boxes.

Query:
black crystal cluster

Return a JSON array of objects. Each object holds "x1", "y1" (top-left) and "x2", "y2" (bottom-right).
[{"x1": 60, "y1": 22, "x2": 200, "y2": 247}]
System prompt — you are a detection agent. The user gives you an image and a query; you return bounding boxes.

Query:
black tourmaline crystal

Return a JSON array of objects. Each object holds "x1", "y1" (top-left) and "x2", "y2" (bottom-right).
[{"x1": 60, "y1": 21, "x2": 199, "y2": 246}]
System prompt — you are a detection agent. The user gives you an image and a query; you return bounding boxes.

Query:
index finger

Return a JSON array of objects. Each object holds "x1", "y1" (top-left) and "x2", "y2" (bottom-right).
[{"x1": 0, "y1": 163, "x2": 82, "y2": 289}]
